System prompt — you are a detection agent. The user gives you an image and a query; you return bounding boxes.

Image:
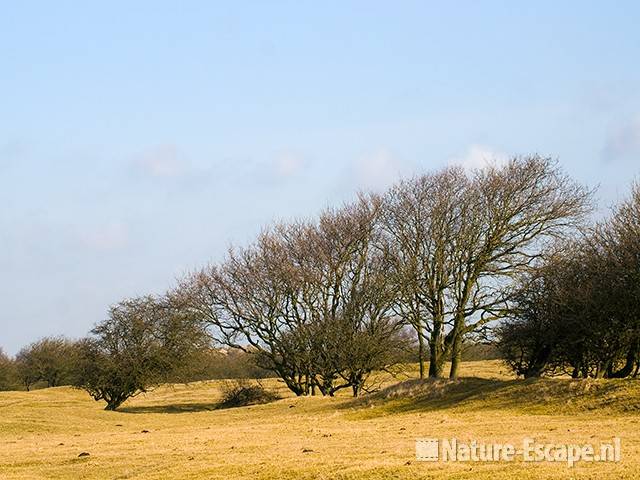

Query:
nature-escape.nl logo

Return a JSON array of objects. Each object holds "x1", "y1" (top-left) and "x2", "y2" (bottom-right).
[{"x1": 415, "y1": 437, "x2": 621, "y2": 467}]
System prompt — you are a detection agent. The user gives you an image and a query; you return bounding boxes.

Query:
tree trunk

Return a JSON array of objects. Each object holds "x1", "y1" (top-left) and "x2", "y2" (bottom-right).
[
  {"x1": 417, "y1": 323, "x2": 425, "y2": 379},
  {"x1": 609, "y1": 343, "x2": 639, "y2": 378},
  {"x1": 449, "y1": 329, "x2": 463, "y2": 379},
  {"x1": 523, "y1": 345, "x2": 553, "y2": 378},
  {"x1": 104, "y1": 395, "x2": 126, "y2": 411},
  {"x1": 428, "y1": 345, "x2": 446, "y2": 378},
  {"x1": 303, "y1": 373, "x2": 310, "y2": 395},
  {"x1": 448, "y1": 309, "x2": 469, "y2": 379},
  {"x1": 428, "y1": 316, "x2": 445, "y2": 378}
]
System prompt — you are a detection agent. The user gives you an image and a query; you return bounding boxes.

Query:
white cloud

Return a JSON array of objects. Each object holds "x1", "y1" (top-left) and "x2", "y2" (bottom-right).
[
  {"x1": 80, "y1": 222, "x2": 128, "y2": 251},
  {"x1": 448, "y1": 144, "x2": 508, "y2": 171},
  {"x1": 136, "y1": 145, "x2": 186, "y2": 178},
  {"x1": 353, "y1": 149, "x2": 407, "y2": 191},
  {"x1": 603, "y1": 117, "x2": 640, "y2": 161}
]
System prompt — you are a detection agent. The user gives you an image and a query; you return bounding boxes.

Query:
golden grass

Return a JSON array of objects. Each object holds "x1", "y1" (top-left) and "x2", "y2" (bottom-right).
[{"x1": 1, "y1": 360, "x2": 639, "y2": 479}]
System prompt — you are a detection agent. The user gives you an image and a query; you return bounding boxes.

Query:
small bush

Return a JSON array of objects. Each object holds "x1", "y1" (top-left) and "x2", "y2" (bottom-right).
[{"x1": 218, "y1": 381, "x2": 280, "y2": 409}]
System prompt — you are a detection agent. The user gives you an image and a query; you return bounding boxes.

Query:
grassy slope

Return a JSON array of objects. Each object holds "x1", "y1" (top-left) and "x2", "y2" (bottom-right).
[{"x1": 1, "y1": 361, "x2": 639, "y2": 479}]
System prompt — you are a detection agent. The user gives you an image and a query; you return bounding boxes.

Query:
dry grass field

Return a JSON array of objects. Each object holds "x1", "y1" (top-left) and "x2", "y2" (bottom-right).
[{"x1": 2, "y1": 360, "x2": 640, "y2": 479}]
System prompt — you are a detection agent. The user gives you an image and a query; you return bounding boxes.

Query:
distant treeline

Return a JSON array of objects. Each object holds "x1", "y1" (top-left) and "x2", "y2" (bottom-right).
[
  {"x1": 0, "y1": 338, "x2": 496, "y2": 394},
  {"x1": 5, "y1": 156, "x2": 637, "y2": 411},
  {"x1": 0, "y1": 341, "x2": 272, "y2": 393}
]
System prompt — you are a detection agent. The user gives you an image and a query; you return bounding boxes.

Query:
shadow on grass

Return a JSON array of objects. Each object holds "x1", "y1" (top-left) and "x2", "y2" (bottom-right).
[
  {"x1": 118, "y1": 392, "x2": 282, "y2": 414},
  {"x1": 118, "y1": 402, "x2": 221, "y2": 414},
  {"x1": 344, "y1": 377, "x2": 560, "y2": 414},
  {"x1": 341, "y1": 376, "x2": 636, "y2": 416},
  {"x1": 346, "y1": 377, "x2": 515, "y2": 415},
  {"x1": 118, "y1": 377, "x2": 639, "y2": 415}
]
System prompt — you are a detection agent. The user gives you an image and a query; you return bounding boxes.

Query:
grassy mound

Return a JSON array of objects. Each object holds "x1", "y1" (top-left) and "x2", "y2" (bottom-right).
[{"x1": 353, "y1": 376, "x2": 640, "y2": 416}]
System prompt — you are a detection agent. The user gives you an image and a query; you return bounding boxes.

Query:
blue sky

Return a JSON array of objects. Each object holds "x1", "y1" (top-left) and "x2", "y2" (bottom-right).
[{"x1": 1, "y1": 1, "x2": 639, "y2": 354}]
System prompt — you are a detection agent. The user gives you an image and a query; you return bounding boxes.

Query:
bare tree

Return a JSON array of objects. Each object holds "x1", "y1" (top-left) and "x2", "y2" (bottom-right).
[
  {"x1": 446, "y1": 157, "x2": 591, "y2": 377},
  {"x1": 177, "y1": 195, "x2": 407, "y2": 396},
  {"x1": 382, "y1": 167, "x2": 468, "y2": 378},
  {"x1": 176, "y1": 224, "x2": 313, "y2": 395},
  {"x1": 383, "y1": 157, "x2": 591, "y2": 378}
]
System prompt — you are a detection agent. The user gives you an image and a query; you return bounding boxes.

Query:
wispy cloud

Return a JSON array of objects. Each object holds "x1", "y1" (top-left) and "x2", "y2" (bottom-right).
[
  {"x1": 135, "y1": 145, "x2": 187, "y2": 178},
  {"x1": 448, "y1": 144, "x2": 508, "y2": 171},
  {"x1": 235, "y1": 150, "x2": 308, "y2": 189},
  {"x1": 353, "y1": 149, "x2": 409, "y2": 191},
  {"x1": 273, "y1": 151, "x2": 305, "y2": 178},
  {"x1": 603, "y1": 116, "x2": 640, "y2": 162}
]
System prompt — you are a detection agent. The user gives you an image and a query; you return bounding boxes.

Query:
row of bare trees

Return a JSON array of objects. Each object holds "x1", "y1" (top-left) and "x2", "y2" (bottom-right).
[
  {"x1": 498, "y1": 183, "x2": 640, "y2": 378},
  {"x1": 1, "y1": 156, "x2": 595, "y2": 407},
  {"x1": 172, "y1": 156, "x2": 590, "y2": 394},
  {"x1": 174, "y1": 196, "x2": 410, "y2": 397}
]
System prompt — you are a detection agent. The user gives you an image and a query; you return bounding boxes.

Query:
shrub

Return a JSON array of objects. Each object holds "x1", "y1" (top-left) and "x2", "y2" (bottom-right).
[
  {"x1": 14, "y1": 337, "x2": 78, "y2": 390},
  {"x1": 74, "y1": 296, "x2": 210, "y2": 410},
  {"x1": 218, "y1": 380, "x2": 280, "y2": 409}
]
